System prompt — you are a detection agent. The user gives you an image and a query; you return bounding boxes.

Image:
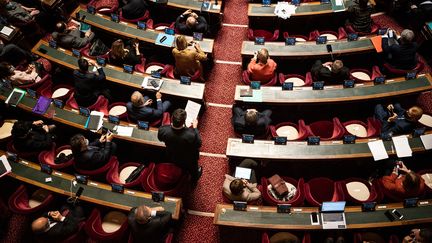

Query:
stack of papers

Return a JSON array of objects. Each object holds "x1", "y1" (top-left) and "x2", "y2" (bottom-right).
[
  {"x1": 367, "y1": 140, "x2": 388, "y2": 161},
  {"x1": 141, "y1": 77, "x2": 163, "y2": 90},
  {"x1": 185, "y1": 100, "x2": 201, "y2": 127},
  {"x1": 115, "y1": 126, "x2": 134, "y2": 137},
  {"x1": 392, "y1": 135, "x2": 412, "y2": 157},
  {"x1": 420, "y1": 134, "x2": 432, "y2": 150},
  {"x1": 0, "y1": 155, "x2": 11, "y2": 179},
  {"x1": 0, "y1": 26, "x2": 13, "y2": 36}
]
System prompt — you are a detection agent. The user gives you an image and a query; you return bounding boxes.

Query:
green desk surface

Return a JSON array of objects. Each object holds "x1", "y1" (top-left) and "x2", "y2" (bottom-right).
[
  {"x1": 4, "y1": 152, "x2": 181, "y2": 219},
  {"x1": 241, "y1": 38, "x2": 374, "y2": 58},
  {"x1": 214, "y1": 202, "x2": 432, "y2": 229},
  {"x1": 72, "y1": 7, "x2": 214, "y2": 54},
  {"x1": 0, "y1": 86, "x2": 165, "y2": 147},
  {"x1": 32, "y1": 41, "x2": 205, "y2": 102},
  {"x1": 226, "y1": 136, "x2": 429, "y2": 160},
  {"x1": 248, "y1": 0, "x2": 353, "y2": 17},
  {"x1": 167, "y1": 0, "x2": 222, "y2": 14},
  {"x1": 234, "y1": 74, "x2": 432, "y2": 104}
]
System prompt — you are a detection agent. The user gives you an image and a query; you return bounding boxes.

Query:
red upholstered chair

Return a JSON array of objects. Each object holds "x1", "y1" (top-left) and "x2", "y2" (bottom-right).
[
  {"x1": 278, "y1": 72, "x2": 313, "y2": 86},
  {"x1": 282, "y1": 32, "x2": 309, "y2": 42},
  {"x1": 106, "y1": 162, "x2": 145, "y2": 188},
  {"x1": 353, "y1": 233, "x2": 399, "y2": 243},
  {"x1": 270, "y1": 120, "x2": 311, "y2": 141},
  {"x1": 337, "y1": 178, "x2": 379, "y2": 204},
  {"x1": 17, "y1": 74, "x2": 51, "y2": 91},
  {"x1": 342, "y1": 118, "x2": 380, "y2": 138},
  {"x1": 81, "y1": 45, "x2": 110, "y2": 59},
  {"x1": 132, "y1": 56, "x2": 146, "y2": 73},
  {"x1": 119, "y1": 9, "x2": 150, "y2": 23},
  {"x1": 262, "y1": 232, "x2": 311, "y2": 243},
  {"x1": 7, "y1": 140, "x2": 47, "y2": 160},
  {"x1": 307, "y1": 117, "x2": 345, "y2": 141},
  {"x1": 87, "y1": 0, "x2": 119, "y2": 14},
  {"x1": 84, "y1": 208, "x2": 129, "y2": 242},
  {"x1": 8, "y1": 185, "x2": 54, "y2": 214},
  {"x1": 74, "y1": 156, "x2": 119, "y2": 179},
  {"x1": 38, "y1": 81, "x2": 74, "y2": 101},
  {"x1": 166, "y1": 65, "x2": 203, "y2": 82},
  {"x1": 38, "y1": 144, "x2": 74, "y2": 170},
  {"x1": 128, "y1": 231, "x2": 173, "y2": 243},
  {"x1": 308, "y1": 30, "x2": 320, "y2": 41},
  {"x1": 383, "y1": 59, "x2": 425, "y2": 77},
  {"x1": 146, "y1": 19, "x2": 175, "y2": 30},
  {"x1": 135, "y1": 61, "x2": 169, "y2": 75},
  {"x1": 66, "y1": 93, "x2": 109, "y2": 116},
  {"x1": 247, "y1": 29, "x2": 280, "y2": 41},
  {"x1": 59, "y1": 221, "x2": 86, "y2": 243},
  {"x1": 417, "y1": 169, "x2": 432, "y2": 198},
  {"x1": 261, "y1": 177, "x2": 305, "y2": 206},
  {"x1": 242, "y1": 70, "x2": 278, "y2": 86},
  {"x1": 304, "y1": 177, "x2": 338, "y2": 206},
  {"x1": 141, "y1": 162, "x2": 190, "y2": 197},
  {"x1": 346, "y1": 22, "x2": 380, "y2": 36},
  {"x1": 108, "y1": 102, "x2": 128, "y2": 120},
  {"x1": 350, "y1": 65, "x2": 383, "y2": 83},
  {"x1": 127, "y1": 111, "x2": 170, "y2": 128}
]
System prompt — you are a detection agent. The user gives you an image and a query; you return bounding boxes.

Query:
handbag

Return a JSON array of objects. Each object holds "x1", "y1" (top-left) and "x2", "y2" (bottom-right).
[
  {"x1": 268, "y1": 174, "x2": 289, "y2": 197},
  {"x1": 125, "y1": 165, "x2": 145, "y2": 183}
]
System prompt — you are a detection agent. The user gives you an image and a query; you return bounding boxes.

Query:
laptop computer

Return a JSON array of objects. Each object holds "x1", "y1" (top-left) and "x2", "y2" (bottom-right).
[
  {"x1": 234, "y1": 167, "x2": 251, "y2": 180},
  {"x1": 320, "y1": 201, "x2": 347, "y2": 229}
]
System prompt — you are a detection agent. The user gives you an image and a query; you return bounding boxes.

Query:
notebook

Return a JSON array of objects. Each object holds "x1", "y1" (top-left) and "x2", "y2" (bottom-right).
[
  {"x1": 84, "y1": 111, "x2": 104, "y2": 131},
  {"x1": 155, "y1": 33, "x2": 175, "y2": 47}
]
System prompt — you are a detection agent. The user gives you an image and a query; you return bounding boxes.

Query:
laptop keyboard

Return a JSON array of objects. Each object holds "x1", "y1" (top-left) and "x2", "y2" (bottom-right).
[{"x1": 323, "y1": 213, "x2": 343, "y2": 222}]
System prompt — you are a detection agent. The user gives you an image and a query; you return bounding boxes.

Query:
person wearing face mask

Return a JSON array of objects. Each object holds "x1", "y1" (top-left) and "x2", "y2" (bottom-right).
[
  {"x1": 70, "y1": 133, "x2": 117, "y2": 171},
  {"x1": 0, "y1": 61, "x2": 41, "y2": 86}
]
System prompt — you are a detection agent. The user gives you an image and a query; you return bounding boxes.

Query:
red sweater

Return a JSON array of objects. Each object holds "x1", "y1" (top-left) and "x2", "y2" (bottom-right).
[
  {"x1": 247, "y1": 58, "x2": 277, "y2": 83},
  {"x1": 381, "y1": 173, "x2": 425, "y2": 198}
]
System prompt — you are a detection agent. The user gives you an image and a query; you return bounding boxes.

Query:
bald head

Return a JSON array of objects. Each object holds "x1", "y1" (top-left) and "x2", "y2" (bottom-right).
[
  {"x1": 31, "y1": 217, "x2": 49, "y2": 234},
  {"x1": 257, "y1": 48, "x2": 269, "y2": 64},
  {"x1": 131, "y1": 91, "x2": 144, "y2": 107},
  {"x1": 135, "y1": 205, "x2": 151, "y2": 224}
]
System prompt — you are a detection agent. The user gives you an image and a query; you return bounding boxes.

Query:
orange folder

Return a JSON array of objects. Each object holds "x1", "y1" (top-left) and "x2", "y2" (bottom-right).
[{"x1": 371, "y1": 36, "x2": 383, "y2": 53}]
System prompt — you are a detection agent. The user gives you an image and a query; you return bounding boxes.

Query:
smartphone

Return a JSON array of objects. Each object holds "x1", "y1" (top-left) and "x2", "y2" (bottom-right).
[
  {"x1": 326, "y1": 44, "x2": 333, "y2": 53},
  {"x1": 38, "y1": 48, "x2": 48, "y2": 54},
  {"x1": 76, "y1": 187, "x2": 84, "y2": 198},
  {"x1": 311, "y1": 212, "x2": 319, "y2": 224},
  {"x1": 160, "y1": 36, "x2": 167, "y2": 43},
  {"x1": 392, "y1": 209, "x2": 403, "y2": 219}
]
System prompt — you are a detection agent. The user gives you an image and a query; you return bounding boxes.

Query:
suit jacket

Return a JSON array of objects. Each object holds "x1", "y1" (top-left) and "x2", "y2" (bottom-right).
[
  {"x1": 128, "y1": 207, "x2": 172, "y2": 243},
  {"x1": 247, "y1": 58, "x2": 277, "y2": 82},
  {"x1": 38, "y1": 214, "x2": 80, "y2": 242},
  {"x1": 51, "y1": 29, "x2": 93, "y2": 49},
  {"x1": 381, "y1": 103, "x2": 416, "y2": 135},
  {"x1": 172, "y1": 47, "x2": 207, "y2": 78},
  {"x1": 347, "y1": 4, "x2": 373, "y2": 33},
  {"x1": 12, "y1": 121, "x2": 54, "y2": 152},
  {"x1": 311, "y1": 60, "x2": 350, "y2": 83},
  {"x1": 232, "y1": 107, "x2": 272, "y2": 136},
  {"x1": 126, "y1": 100, "x2": 163, "y2": 122},
  {"x1": 121, "y1": 0, "x2": 148, "y2": 20},
  {"x1": 175, "y1": 15, "x2": 208, "y2": 36},
  {"x1": 222, "y1": 174, "x2": 261, "y2": 202},
  {"x1": 74, "y1": 140, "x2": 114, "y2": 171},
  {"x1": 382, "y1": 37, "x2": 418, "y2": 70},
  {"x1": 73, "y1": 67, "x2": 106, "y2": 107},
  {"x1": 381, "y1": 173, "x2": 425, "y2": 199},
  {"x1": 1, "y1": 1, "x2": 33, "y2": 24}
]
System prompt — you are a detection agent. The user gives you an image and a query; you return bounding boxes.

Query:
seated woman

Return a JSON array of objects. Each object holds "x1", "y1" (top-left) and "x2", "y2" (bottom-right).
[
  {"x1": 0, "y1": 62, "x2": 41, "y2": 86},
  {"x1": 108, "y1": 39, "x2": 141, "y2": 66},
  {"x1": 11, "y1": 120, "x2": 55, "y2": 152},
  {"x1": 172, "y1": 35, "x2": 207, "y2": 82},
  {"x1": 380, "y1": 161, "x2": 425, "y2": 199}
]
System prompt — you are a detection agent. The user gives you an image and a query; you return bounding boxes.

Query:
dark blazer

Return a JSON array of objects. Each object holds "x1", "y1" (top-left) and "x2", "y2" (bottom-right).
[
  {"x1": 175, "y1": 14, "x2": 208, "y2": 36},
  {"x1": 1, "y1": 1, "x2": 33, "y2": 24},
  {"x1": 51, "y1": 29, "x2": 94, "y2": 49},
  {"x1": 126, "y1": 100, "x2": 163, "y2": 122},
  {"x1": 311, "y1": 60, "x2": 350, "y2": 83},
  {"x1": 12, "y1": 121, "x2": 54, "y2": 152},
  {"x1": 382, "y1": 37, "x2": 418, "y2": 70},
  {"x1": 232, "y1": 107, "x2": 272, "y2": 137},
  {"x1": 38, "y1": 213, "x2": 80, "y2": 242},
  {"x1": 128, "y1": 207, "x2": 172, "y2": 243},
  {"x1": 74, "y1": 140, "x2": 115, "y2": 171},
  {"x1": 73, "y1": 67, "x2": 106, "y2": 107},
  {"x1": 121, "y1": 0, "x2": 148, "y2": 20},
  {"x1": 0, "y1": 43, "x2": 30, "y2": 65},
  {"x1": 375, "y1": 103, "x2": 416, "y2": 135}
]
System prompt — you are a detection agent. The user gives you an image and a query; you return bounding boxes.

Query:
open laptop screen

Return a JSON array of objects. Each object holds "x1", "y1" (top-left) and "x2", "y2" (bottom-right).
[{"x1": 321, "y1": 201, "x2": 346, "y2": 212}]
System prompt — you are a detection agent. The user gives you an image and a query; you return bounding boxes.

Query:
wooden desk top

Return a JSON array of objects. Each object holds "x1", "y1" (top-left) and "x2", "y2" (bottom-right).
[
  {"x1": 3, "y1": 151, "x2": 182, "y2": 219},
  {"x1": 248, "y1": 0, "x2": 352, "y2": 17},
  {"x1": 234, "y1": 74, "x2": 432, "y2": 104},
  {"x1": 226, "y1": 134, "x2": 430, "y2": 160},
  {"x1": 32, "y1": 40, "x2": 205, "y2": 102},
  {"x1": 71, "y1": 7, "x2": 214, "y2": 54},
  {"x1": 241, "y1": 37, "x2": 375, "y2": 58},
  {"x1": 214, "y1": 201, "x2": 432, "y2": 229},
  {"x1": 0, "y1": 86, "x2": 165, "y2": 147},
  {"x1": 167, "y1": 0, "x2": 223, "y2": 14}
]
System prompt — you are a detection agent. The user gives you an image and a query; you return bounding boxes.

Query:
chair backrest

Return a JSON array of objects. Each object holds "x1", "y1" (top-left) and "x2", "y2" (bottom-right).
[
  {"x1": 119, "y1": 9, "x2": 150, "y2": 23},
  {"x1": 75, "y1": 156, "x2": 118, "y2": 177},
  {"x1": 305, "y1": 177, "x2": 335, "y2": 206},
  {"x1": 8, "y1": 185, "x2": 54, "y2": 214},
  {"x1": 84, "y1": 208, "x2": 129, "y2": 241}
]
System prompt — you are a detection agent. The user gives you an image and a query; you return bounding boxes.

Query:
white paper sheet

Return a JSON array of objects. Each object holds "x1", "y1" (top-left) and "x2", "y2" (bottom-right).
[
  {"x1": 141, "y1": 77, "x2": 163, "y2": 91},
  {"x1": 185, "y1": 100, "x2": 201, "y2": 127},
  {"x1": 0, "y1": 155, "x2": 12, "y2": 178},
  {"x1": 367, "y1": 140, "x2": 389, "y2": 161},
  {"x1": 0, "y1": 26, "x2": 13, "y2": 36},
  {"x1": 392, "y1": 135, "x2": 412, "y2": 157},
  {"x1": 234, "y1": 167, "x2": 252, "y2": 180},
  {"x1": 115, "y1": 126, "x2": 134, "y2": 137},
  {"x1": 420, "y1": 134, "x2": 432, "y2": 150}
]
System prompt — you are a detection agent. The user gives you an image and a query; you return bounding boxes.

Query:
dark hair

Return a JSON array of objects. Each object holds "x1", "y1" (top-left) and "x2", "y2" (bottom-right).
[
  {"x1": 55, "y1": 22, "x2": 66, "y2": 33},
  {"x1": 70, "y1": 134, "x2": 85, "y2": 154},
  {"x1": 420, "y1": 228, "x2": 432, "y2": 242},
  {"x1": 245, "y1": 110, "x2": 258, "y2": 127},
  {"x1": 403, "y1": 172, "x2": 421, "y2": 192},
  {"x1": 11, "y1": 121, "x2": 31, "y2": 139},
  {"x1": 172, "y1": 109, "x2": 186, "y2": 128},
  {"x1": 77, "y1": 58, "x2": 88, "y2": 72},
  {"x1": 0, "y1": 62, "x2": 14, "y2": 79},
  {"x1": 229, "y1": 179, "x2": 245, "y2": 195},
  {"x1": 358, "y1": 0, "x2": 368, "y2": 8}
]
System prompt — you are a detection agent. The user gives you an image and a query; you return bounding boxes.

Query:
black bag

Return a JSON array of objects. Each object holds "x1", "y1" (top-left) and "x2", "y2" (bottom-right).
[
  {"x1": 89, "y1": 39, "x2": 109, "y2": 56},
  {"x1": 125, "y1": 165, "x2": 145, "y2": 183},
  {"x1": 54, "y1": 153, "x2": 73, "y2": 164}
]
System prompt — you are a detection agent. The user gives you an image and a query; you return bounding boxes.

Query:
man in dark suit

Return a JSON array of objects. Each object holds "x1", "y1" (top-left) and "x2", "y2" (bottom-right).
[
  {"x1": 175, "y1": 9, "x2": 208, "y2": 36},
  {"x1": 73, "y1": 58, "x2": 108, "y2": 107},
  {"x1": 311, "y1": 59, "x2": 350, "y2": 83},
  {"x1": 375, "y1": 103, "x2": 423, "y2": 136},
  {"x1": 382, "y1": 29, "x2": 418, "y2": 70},
  {"x1": 11, "y1": 120, "x2": 55, "y2": 152},
  {"x1": 128, "y1": 205, "x2": 172, "y2": 243},
  {"x1": 70, "y1": 133, "x2": 117, "y2": 171},
  {"x1": 52, "y1": 22, "x2": 95, "y2": 49},
  {"x1": 126, "y1": 91, "x2": 171, "y2": 122},
  {"x1": 232, "y1": 107, "x2": 272, "y2": 137},
  {"x1": 31, "y1": 205, "x2": 84, "y2": 242},
  {"x1": 0, "y1": 40, "x2": 33, "y2": 66},
  {"x1": 158, "y1": 109, "x2": 202, "y2": 182},
  {"x1": 121, "y1": 0, "x2": 148, "y2": 20}
]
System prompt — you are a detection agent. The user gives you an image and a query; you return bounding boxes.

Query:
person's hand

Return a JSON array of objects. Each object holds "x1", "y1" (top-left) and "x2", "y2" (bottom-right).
[
  {"x1": 42, "y1": 125, "x2": 50, "y2": 133},
  {"x1": 194, "y1": 42, "x2": 201, "y2": 50},
  {"x1": 183, "y1": 9, "x2": 192, "y2": 16},
  {"x1": 87, "y1": 59, "x2": 97, "y2": 67},
  {"x1": 399, "y1": 161, "x2": 410, "y2": 173},
  {"x1": 67, "y1": 25, "x2": 77, "y2": 30},
  {"x1": 402, "y1": 235, "x2": 414, "y2": 243},
  {"x1": 323, "y1": 61, "x2": 333, "y2": 67},
  {"x1": 85, "y1": 30, "x2": 92, "y2": 37},
  {"x1": 387, "y1": 113, "x2": 398, "y2": 122},
  {"x1": 26, "y1": 64, "x2": 35, "y2": 73},
  {"x1": 192, "y1": 119, "x2": 198, "y2": 128},
  {"x1": 0, "y1": 40, "x2": 3, "y2": 45},
  {"x1": 191, "y1": 12, "x2": 198, "y2": 19},
  {"x1": 387, "y1": 104, "x2": 394, "y2": 112},
  {"x1": 144, "y1": 99, "x2": 153, "y2": 106},
  {"x1": 99, "y1": 134, "x2": 107, "y2": 143},
  {"x1": 30, "y1": 10, "x2": 39, "y2": 16},
  {"x1": 50, "y1": 211, "x2": 62, "y2": 221},
  {"x1": 152, "y1": 206, "x2": 164, "y2": 211},
  {"x1": 33, "y1": 120, "x2": 44, "y2": 126},
  {"x1": 156, "y1": 92, "x2": 162, "y2": 99},
  {"x1": 106, "y1": 132, "x2": 114, "y2": 142}
]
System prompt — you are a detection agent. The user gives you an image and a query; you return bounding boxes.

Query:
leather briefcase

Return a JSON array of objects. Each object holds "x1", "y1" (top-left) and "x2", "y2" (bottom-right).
[{"x1": 268, "y1": 174, "x2": 288, "y2": 197}]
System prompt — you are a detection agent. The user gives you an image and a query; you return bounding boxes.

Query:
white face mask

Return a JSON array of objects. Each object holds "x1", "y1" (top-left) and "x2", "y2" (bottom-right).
[{"x1": 85, "y1": 139, "x2": 89, "y2": 146}]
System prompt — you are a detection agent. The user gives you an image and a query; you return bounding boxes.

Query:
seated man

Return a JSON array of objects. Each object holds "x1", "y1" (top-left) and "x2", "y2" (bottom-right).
[
  {"x1": 11, "y1": 120, "x2": 55, "y2": 152},
  {"x1": 380, "y1": 161, "x2": 425, "y2": 199},
  {"x1": 0, "y1": 62, "x2": 41, "y2": 86},
  {"x1": 247, "y1": 48, "x2": 277, "y2": 83},
  {"x1": 175, "y1": 9, "x2": 208, "y2": 36},
  {"x1": 31, "y1": 205, "x2": 84, "y2": 242},
  {"x1": 347, "y1": 0, "x2": 373, "y2": 33},
  {"x1": 223, "y1": 159, "x2": 261, "y2": 202},
  {"x1": 374, "y1": 103, "x2": 423, "y2": 136},
  {"x1": 232, "y1": 107, "x2": 272, "y2": 137},
  {"x1": 70, "y1": 133, "x2": 116, "y2": 171},
  {"x1": 121, "y1": 0, "x2": 148, "y2": 20},
  {"x1": 0, "y1": 0, "x2": 39, "y2": 25},
  {"x1": 126, "y1": 91, "x2": 171, "y2": 122},
  {"x1": 73, "y1": 58, "x2": 108, "y2": 107},
  {"x1": 382, "y1": 29, "x2": 418, "y2": 70},
  {"x1": 0, "y1": 40, "x2": 34, "y2": 66},
  {"x1": 172, "y1": 35, "x2": 207, "y2": 82},
  {"x1": 403, "y1": 228, "x2": 432, "y2": 243},
  {"x1": 128, "y1": 205, "x2": 172, "y2": 243},
  {"x1": 311, "y1": 59, "x2": 350, "y2": 83},
  {"x1": 52, "y1": 22, "x2": 95, "y2": 49}
]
